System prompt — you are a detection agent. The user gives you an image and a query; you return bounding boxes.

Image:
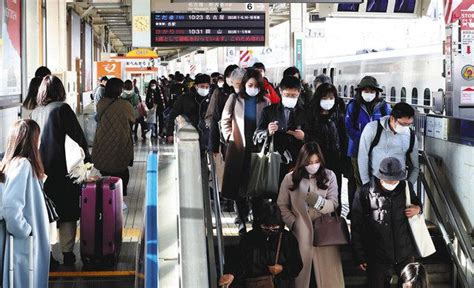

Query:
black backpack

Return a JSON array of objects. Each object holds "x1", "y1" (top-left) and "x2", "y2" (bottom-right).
[{"x1": 368, "y1": 119, "x2": 416, "y2": 176}]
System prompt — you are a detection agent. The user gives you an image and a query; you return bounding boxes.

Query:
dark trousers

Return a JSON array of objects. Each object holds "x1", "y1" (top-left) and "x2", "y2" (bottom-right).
[
  {"x1": 235, "y1": 197, "x2": 250, "y2": 227},
  {"x1": 367, "y1": 256, "x2": 415, "y2": 288},
  {"x1": 133, "y1": 116, "x2": 147, "y2": 137},
  {"x1": 156, "y1": 111, "x2": 165, "y2": 136},
  {"x1": 101, "y1": 168, "x2": 130, "y2": 196}
]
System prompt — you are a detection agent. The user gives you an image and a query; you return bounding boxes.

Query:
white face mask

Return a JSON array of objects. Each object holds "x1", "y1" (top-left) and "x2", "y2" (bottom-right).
[
  {"x1": 234, "y1": 87, "x2": 240, "y2": 93},
  {"x1": 226, "y1": 78, "x2": 232, "y2": 86},
  {"x1": 246, "y1": 87, "x2": 260, "y2": 97},
  {"x1": 361, "y1": 92, "x2": 376, "y2": 102},
  {"x1": 380, "y1": 180, "x2": 399, "y2": 191},
  {"x1": 281, "y1": 96, "x2": 298, "y2": 109},
  {"x1": 218, "y1": 82, "x2": 224, "y2": 88},
  {"x1": 124, "y1": 90, "x2": 133, "y2": 95},
  {"x1": 320, "y1": 99, "x2": 335, "y2": 111},
  {"x1": 305, "y1": 163, "x2": 320, "y2": 175},
  {"x1": 197, "y1": 88, "x2": 209, "y2": 97},
  {"x1": 151, "y1": 85, "x2": 157, "y2": 90},
  {"x1": 394, "y1": 122, "x2": 411, "y2": 135}
]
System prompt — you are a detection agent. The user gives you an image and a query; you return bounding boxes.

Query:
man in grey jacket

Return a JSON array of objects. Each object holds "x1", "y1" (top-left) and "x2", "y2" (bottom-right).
[{"x1": 358, "y1": 102, "x2": 419, "y2": 186}]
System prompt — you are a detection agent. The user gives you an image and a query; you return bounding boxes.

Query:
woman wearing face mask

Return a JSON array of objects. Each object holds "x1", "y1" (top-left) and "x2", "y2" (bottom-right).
[
  {"x1": 145, "y1": 79, "x2": 167, "y2": 139},
  {"x1": 345, "y1": 76, "x2": 391, "y2": 189},
  {"x1": 277, "y1": 142, "x2": 344, "y2": 288},
  {"x1": 121, "y1": 80, "x2": 146, "y2": 140},
  {"x1": 254, "y1": 76, "x2": 306, "y2": 185},
  {"x1": 221, "y1": 68, "x2": 270, "y2": 236},
  {"x1": 219, "y1": 200, "x2": 303, "y2": 288},
  {"x1": 304, "y1": 83, "x2": 347, "y2": 215}
]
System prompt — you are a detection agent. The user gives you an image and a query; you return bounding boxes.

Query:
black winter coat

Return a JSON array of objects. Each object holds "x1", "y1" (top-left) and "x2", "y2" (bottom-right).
[
  {"x1": 230, "y1": 229, "x2": 303, "y2": 288},
  {"x1": 168, "y1": 83, "x2": 188, "y2": 107},
  {"x1": 209, "y1": 86, "x2": 233, "y2": 153},
  {"x1": 31, "y1": 102, "x2": 91, "y2": 222},
  {"x1": 351, "y1": 180, "x2": 421, "y2": 265},
  {"x1": 146, "y1": 87, "x2": 167, "y2": 112},
  {"x1": 166, "y1": 89, "x2": 210, "y2": 150},
  {"x1": 304, "y1": 102, "x2": 347, "y2": 174},
  {"x1": 254, "y1": 103, "x2": 306, "y2": 165}
]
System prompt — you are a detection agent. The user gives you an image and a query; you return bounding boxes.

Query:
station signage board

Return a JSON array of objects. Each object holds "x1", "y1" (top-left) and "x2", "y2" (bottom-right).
[{"x1": 151, "y1": 12, "x2": 265, "y2": 46}]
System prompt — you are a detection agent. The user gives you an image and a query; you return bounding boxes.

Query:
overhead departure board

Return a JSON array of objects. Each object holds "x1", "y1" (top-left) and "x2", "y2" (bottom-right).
[{"x1": 151, "y1": 12, "x2": 266, "y2": 46}]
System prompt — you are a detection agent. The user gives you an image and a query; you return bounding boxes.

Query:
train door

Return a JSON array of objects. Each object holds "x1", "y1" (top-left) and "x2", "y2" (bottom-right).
[{"x1": 330, "y1": 67, "x2": 335, "y2": 85}]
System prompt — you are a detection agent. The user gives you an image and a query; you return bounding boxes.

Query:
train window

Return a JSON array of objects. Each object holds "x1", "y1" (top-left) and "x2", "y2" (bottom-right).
[
  {"x1": 350, "y1": 85, "x2": 355, "y2": 98},
  {"x1": 338, "y1": 85, "x2": 342, "y2": 97},
  {"x1": 424, "y1": 88, "x2": 431, "y2": 114},
  {"x1": 338, "y1": 69, "x2": 342, "y2": 75},
  {"x1": 381, "y1": 86, "x2": 387, "y2": 100},
  {"x1": 314, "y1": 69, "x2": 318, "y2": 76},
  {"x1": 401, "y1": 87, "x2": 406, "y2": 102},
  {"x1": 322, "y1": 68, "x2": 327, "y2": 75},
  {"x1": 344, "y1": 85, "x2": 348, "y2": 97},
  {"x1": 330, "y1": 68, "x2": 335, "y2": 84},
  {"x1": 390, "y1": 87, "x2": 396, "y2": 103},
  {"x1": 412, "y1": 88, "x2": 418, "y2": 105}
]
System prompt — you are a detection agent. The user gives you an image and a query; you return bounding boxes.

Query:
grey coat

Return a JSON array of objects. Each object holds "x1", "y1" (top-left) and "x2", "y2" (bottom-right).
[
  {"x1": 0, "y1": 159, "x2": 50, "y2": 288},
  {"x1": 358, "y1": 116, "x2": 419, "y2": 185}
]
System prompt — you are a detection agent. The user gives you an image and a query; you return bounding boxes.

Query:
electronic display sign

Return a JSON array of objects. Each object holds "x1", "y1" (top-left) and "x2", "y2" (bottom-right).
[{"x1": 151, "y1": 12, "x2": 266, "y2": 46}]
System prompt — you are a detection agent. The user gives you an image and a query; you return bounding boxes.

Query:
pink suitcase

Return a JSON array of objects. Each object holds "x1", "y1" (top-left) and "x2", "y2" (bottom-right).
[{"x1": 80, "y1": 177, "x2": 123, "y2": 265}]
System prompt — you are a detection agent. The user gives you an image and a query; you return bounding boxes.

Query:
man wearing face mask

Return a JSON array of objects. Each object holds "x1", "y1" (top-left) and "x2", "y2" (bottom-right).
[
  {"x1": 351, "y1": 157, "x2": 421, "y2": 288},
  {"x1": 346, "y1": 76, "x2": 391, "y2": 191},
  {"x1": 166, "y1": 74, "x2": 212, "y2": 151},
  {"x1": 254, "y1": 76, "x2": 306, "y2": 184},
  {"x1": 358, "y1": 102, "x2": 418, "y2": 188}
]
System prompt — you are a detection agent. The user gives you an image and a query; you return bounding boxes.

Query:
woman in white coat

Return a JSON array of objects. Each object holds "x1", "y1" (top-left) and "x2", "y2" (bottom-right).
[
  {"x1": 277, "y1": 142, "x2": 344, "y2": 287},
  {"x1": 0, "y1": 119, "x2": 50, "y2": 288}
]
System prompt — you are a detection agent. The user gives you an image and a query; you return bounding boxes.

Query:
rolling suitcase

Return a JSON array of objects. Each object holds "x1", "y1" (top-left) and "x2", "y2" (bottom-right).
[{"x1": 80, "y1": 177, "x2": 123, "y2": 265}]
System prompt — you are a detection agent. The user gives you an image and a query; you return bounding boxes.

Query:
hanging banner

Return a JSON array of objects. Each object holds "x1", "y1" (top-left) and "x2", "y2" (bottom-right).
[{"x1": 294, "y1": 32, "x2": 304, "y2": 76}]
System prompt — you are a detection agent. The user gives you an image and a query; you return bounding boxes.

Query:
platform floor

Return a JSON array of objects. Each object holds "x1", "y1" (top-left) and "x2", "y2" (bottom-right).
[{"x1": 49, "y1": 139, "x2": 157, "y2": 287}]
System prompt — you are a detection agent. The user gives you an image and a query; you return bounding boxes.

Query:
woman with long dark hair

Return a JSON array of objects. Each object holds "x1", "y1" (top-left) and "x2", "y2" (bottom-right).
[
  {"x1": 277, "y1": 142, "x2": 344, "y2": 287},
  {"x1": 221, "y1": 68, "x2": 270, "y2": 235},
  {"x1": 305, "y1": 83, "x2": 347, "y2": 215},
  {"x1": 31, "y1": 75, "x2": 90, "y2": 268},
  {"x1": 0, "y1": 120, "x2": 50, "y2": 287},
  {"x1": 145, "y1": 79, "x2": 167, "y2": 138}
]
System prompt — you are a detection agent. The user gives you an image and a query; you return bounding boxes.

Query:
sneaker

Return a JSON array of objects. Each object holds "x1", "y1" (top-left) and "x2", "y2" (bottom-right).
[
  {"x1": 122, "y1": 201, "x2": 128, "y2": 210},
  {"x1": 63, "y1": 252, "x2": 76, "y2": 266},
  {"x1": 238, "y1": 223, "x2": 247, "y2": 237}
]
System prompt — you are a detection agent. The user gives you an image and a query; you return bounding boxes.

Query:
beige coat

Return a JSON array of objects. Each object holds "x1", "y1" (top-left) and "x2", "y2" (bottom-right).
[
  {"x1": 220, "y1": 93, "x2": 269, "y2": 200},
  {"x1": 277, "y1": 171, "x2": 345, "y2": 288}
]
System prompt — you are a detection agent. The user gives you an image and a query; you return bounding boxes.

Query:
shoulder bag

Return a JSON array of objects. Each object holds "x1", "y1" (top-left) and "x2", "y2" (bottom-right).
[
  {"x1": 405, "y1": 182, "x2": 436, "y2": 257},
  {"x1": 313, "y1": 213, "x2": 350, "y2": 247},
  {"x1": 244, "y1": 232, "x2": 282, "y2": 288}
]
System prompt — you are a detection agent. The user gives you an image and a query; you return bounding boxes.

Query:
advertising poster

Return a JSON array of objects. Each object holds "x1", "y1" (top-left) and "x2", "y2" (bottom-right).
[{"x1": 0, "y1": 0, "x2": 21, "y2": 107}]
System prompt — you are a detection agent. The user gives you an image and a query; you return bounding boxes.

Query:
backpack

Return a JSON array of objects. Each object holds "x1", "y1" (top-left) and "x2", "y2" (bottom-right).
[
  {"x1": 351, "y1": 99, "x2": 388, "y2": 130},
  {"x1": 368, "y1": 119, "x2": 415, "y2": 176}
]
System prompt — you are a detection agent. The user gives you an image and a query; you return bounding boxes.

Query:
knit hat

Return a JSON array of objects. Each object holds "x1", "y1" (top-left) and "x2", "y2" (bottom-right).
[
  {"x1": 355, "y1": 76, "x2": 382, "y2": 92},
  {"x1": 374, "y1": 157, "x2": 406, "y2": 181}
]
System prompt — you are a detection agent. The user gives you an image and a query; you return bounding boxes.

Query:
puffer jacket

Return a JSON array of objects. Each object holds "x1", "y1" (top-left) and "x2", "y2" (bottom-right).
[
  {"x1": 351, "y1": 180, "x2": 420, "y2": 265},
  {"x1": 345, "y1": 98, "x2": 391, "y2": 157}
]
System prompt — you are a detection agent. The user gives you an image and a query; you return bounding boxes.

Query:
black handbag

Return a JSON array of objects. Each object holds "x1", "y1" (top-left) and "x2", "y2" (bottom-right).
[
  {"x1": 313, "y1": 214, "x2": 350, "y2": 247},
  {"x1": 39, "y1": 181, "x2": 59, "y2": 223}
]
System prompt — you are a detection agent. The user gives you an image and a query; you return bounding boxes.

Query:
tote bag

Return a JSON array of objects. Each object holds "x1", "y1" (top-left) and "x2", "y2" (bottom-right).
[
  {"x1": 405, "y1": 183, "x2": 436, "y2": 258},
  {"x1": 247, "y1": 136, "x2": 281, "y2": 198}
]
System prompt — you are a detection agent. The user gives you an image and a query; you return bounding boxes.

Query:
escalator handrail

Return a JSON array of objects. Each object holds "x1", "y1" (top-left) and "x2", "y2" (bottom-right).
[{"x1": 420, "y1": 151, "x2": 474, "y2": 261}]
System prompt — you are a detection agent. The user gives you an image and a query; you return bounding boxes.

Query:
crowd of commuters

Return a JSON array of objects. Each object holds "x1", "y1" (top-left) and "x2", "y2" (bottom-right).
[{"x1": 0, "y1": 62, "x2": 431, "y2": 287}]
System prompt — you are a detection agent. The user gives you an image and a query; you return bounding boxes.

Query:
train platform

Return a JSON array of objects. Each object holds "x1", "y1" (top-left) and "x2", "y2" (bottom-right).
[{"x1": 48, "y1": 140, "x2": 155, "y2": 288}]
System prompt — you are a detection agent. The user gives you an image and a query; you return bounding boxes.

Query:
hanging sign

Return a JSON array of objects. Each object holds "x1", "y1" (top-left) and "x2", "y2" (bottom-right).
[{"x1": 97, "y1": 61, "x2": 122, "y2": 79}]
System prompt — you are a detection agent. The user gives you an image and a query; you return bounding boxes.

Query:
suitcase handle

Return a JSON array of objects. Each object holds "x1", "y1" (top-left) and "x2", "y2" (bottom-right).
[{"x1": 9, "y1": 233, "x2": 34, "y2": 288}]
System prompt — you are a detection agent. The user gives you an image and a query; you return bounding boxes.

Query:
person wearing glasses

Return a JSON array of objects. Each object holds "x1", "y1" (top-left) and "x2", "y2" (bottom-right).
[{"x1": 358, "y1": 102, "x2": 419, "y2": 188}]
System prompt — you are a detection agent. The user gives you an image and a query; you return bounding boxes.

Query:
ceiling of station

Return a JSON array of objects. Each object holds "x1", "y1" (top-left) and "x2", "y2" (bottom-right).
[{"x1": 71, "y1": 1, "x2": 317, "y2": 59}]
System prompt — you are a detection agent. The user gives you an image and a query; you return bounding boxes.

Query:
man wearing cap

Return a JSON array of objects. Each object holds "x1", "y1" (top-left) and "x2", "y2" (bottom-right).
[
  {"x1": 358, "y1": 102, "x2": 419, "y2": 187},
  {"x1": 351, "y1": 157, "x2": 422, "y2": 288}
]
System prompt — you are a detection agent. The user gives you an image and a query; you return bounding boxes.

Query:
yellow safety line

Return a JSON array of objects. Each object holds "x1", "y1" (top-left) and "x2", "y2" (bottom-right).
[{"x1": 49, "y1": 270, "x2": 136, "y2": 278}]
